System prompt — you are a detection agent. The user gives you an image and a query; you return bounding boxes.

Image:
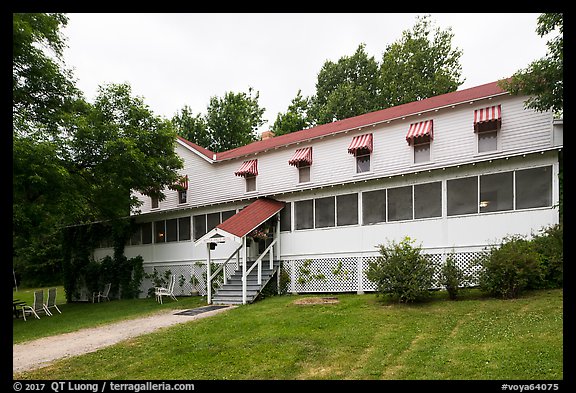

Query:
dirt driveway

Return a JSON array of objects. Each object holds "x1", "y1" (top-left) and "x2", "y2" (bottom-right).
[{"x1": 13, "y1": 305, "x2": 235, "y2": 374}]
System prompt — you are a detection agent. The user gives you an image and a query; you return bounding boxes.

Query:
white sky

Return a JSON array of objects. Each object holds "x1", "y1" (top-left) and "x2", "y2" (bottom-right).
[{"x1": 61, "y1": 13, "x2": 550, "y2": 135}]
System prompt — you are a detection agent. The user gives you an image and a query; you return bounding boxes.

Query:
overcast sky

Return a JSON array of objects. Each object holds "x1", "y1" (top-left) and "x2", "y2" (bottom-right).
[{"x1": 61, "y1": 13, "x2": 550, "y2": 135}]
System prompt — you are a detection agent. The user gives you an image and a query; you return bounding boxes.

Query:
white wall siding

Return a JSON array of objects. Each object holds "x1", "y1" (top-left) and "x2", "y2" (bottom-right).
[{"x1": 132, "y1": 95, "x2": 555, "y2": 219}]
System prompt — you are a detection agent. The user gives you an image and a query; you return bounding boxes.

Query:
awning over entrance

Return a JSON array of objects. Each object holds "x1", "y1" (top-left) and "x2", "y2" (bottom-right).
[
  {"x1": 347, "y1": 133, "x2": 373, "y2": 155},
  {"x1": 406, "y1": 120, "x2": 433, "y2": 145},
  {"x1": 474, "y1": 105, "x2": 501, "y2": 132},
  {"x1": 216, "y1": 198, "x2": 286, "y2": 238},
  {"x1": 234, "y1": 159, "x2": 258, "y2": 177},
  {"x1": 288, "y1": 147, "x2": 313, "y2": 167}
]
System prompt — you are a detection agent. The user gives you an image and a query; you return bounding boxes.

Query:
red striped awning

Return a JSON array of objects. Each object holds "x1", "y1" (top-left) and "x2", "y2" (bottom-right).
[
  {"x1": 474, "y1": 105, "x2": 501, "y2": 132},
  {"x1": 347, "y1": 133, "x2": 373, "y2": 155},
  {"x1": 234, "y1": 159, "x2": 258, "y2": 177},
  {"x1": 406, "y1": 120, "x2": 433, "y2": 145},
  {"x1": 288, "y1": 147, "x2": 313, "y2": 167},
  {"x1": 168, "y1": 174, "x2": 188, "y2": 191}
]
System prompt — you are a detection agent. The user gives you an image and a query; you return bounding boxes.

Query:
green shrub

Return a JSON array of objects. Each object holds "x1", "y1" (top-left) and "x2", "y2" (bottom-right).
[
  {"x1": 440, "y1": 252, "x2": 465, "y2": 300},
  {"x1": 531, "y1": 224, "x2": 563, "y2": 288},
  {"x1": 478, "y1": 235, "x2": 543, "y2": 299},
  {"x1": 367, "y1": 237, "x2": 434, "y2": 303}
]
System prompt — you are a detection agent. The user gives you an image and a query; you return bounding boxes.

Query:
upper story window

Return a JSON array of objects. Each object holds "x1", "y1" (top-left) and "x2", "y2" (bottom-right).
[
  {"x1": 348, "y1": 133, "x2": 373, "y2": 174},
  {"x1": 151, "y1": 196, "x2": 159, "y2": 209},
  {"x1": 234, "y1": 159, "x2": 258, "y2": 193},
  {"x1": 406, "y1": 120, "x2": 433, "y2": 164},
  {"x1": 289, "y1": 147, "x2": 313, "y2": 183},
  {"x1": 168, "y1": 175, "x2": 188, "y2": 204},
  {"x1": 474, "y1": 105, "x2": 501, "y2": 153}
]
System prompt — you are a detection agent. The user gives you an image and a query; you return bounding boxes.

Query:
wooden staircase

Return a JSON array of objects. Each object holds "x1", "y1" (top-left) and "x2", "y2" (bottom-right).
[{"x1": 212, "y1": 260, "x2": 280, "y2": 305}]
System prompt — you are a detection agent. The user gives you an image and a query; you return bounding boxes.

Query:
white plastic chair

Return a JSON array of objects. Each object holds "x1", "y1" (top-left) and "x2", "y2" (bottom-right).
[
  {"x1": 155, "y1": 275, "x2": 178, "y2": 304},
  {"x1": 45, "y1": 287, "x2": 62, "y2": 314},
  {"x1": 22, "y1": 290, "x2": 51, "y2": 321},
  {"x1": 93, "y1": 283, "x2": 111, "y2": 303}
]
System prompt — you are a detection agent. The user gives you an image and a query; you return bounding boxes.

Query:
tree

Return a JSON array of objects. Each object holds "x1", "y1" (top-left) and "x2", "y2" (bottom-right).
[
  {"x1": 379, "y1": 15, "x2": 464, "y2": 107},
  {"x1": 309, "y1": 44, "x2": 381, "y2": 125},
  {"x1": 13, "y1": 13, "x2": 81, "y2": 137},
  {"x1": 270, "y1": 90, "x2": 312, "y2": 136},
  {"x1": 499, "y1": 13, "x2": 563, "y2": 115},
  {"x1": 171, "y1": 105, "x2": 211, "y2": 148},
  {"x1": 70, "y1": 83, "x2": 184, "y2": 219},
  {"x1": 204, "y1": 88, "x2": 265, "y2": 152}
]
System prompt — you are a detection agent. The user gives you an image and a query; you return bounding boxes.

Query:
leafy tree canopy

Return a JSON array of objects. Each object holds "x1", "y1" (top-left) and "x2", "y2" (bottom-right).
[
  {"x1": 499, "y1": 13, "x2": 563, "y2": 115},
  {"x1": 173, "y1": 88, "x2": 265, "y2": 152},
  {"x1": 379, "y1": 14, "x2": 464, "y2": 107},
  {"x1": 270, "y1": 89, "x2": 311, "y2": 136}
]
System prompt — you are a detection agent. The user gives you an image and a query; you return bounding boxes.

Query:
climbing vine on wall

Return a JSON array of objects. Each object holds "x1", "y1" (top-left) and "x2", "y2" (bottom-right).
[{"x1": 61, "y1": 218, "x2": 144, "y2": 302}]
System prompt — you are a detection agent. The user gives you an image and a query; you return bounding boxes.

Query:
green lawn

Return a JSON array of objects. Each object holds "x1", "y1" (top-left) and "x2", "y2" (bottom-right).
[{"x1": 13, "y1": 288, "x2": 563, "y2": 380}]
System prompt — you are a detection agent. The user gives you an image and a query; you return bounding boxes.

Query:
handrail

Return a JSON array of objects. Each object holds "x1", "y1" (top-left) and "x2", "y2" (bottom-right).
[
  {"x1": 207, "y1": 243, "x2": 243, "y2": 304},
  {"x1": 245, "y1": 238, "x2": 277, "y2": 278},
  {"x1": 243, "y1": 238, "x2": 278, "y2": 304},
  {"x1": 210, "y1": 243, "x2": 243, "y2": 282}
]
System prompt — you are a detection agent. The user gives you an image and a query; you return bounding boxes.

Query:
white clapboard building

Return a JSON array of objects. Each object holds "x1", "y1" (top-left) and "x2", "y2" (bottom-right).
[{"x1": 93, "y1": 80, "x2": 563, "y2": 304}]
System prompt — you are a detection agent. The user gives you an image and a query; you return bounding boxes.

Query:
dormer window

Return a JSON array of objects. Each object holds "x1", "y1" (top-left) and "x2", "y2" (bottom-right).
[
  {"x1": 406, "y1": 120, "x2": 433, "y2": 164},
  {"x1": 474, "y1": 105, "x2": 501, "y2": 153},
  {"x1": 235, "y1": 159, "x2": 258, "y2": 193},
  {"x1": 348, "y1": 133, "x2": 373, "y2": 174},
  {"x1": 151, "y1": 196, "x2": 159, "y2": 209},
  {"x1": 288, "y1": 147, "x2": 313, "y2": 183}
]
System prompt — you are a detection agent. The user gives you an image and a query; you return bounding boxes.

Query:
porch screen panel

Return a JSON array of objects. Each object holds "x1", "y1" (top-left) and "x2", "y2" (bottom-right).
[
  {"x1": 388, "y1": 186, "x2": 413, "y2": 221},
  {"x1": 178, "y1": 217, "x2": 191, "y2": 241},
  {"x1": 142, "y1": 222, "x2": 152, "y2": 244},
  {"x1": 207, "y1": 212, "x2": 220, "y2": 232},
  {"x1": 154, "y1": 220, "x2": 165, "y2": 243},
  {"x1": 447, "y1": 176, "x2": 478, "y2": 216},
  {"x1": 130, "y1": 224, "x2": 142, "y2": 245},
  {"x1": 221, "y1": 210, "x2": 236, "y2": 222},
  {"x1": 295, "y1": 199, "x2": 314, "y2": 230},
  {"x1": 516, "y1": 166, "x2": 552, "y2": 209},
  {"x1": 315, "y1": 196, "x2": 335, "y2": 228},
  {"x1": 337, "y1": 193, "x2": 358, "y2": 226},
  {"x1": 166, "y1": 218, "x2": 178, "y2": 242},
  {"x1": 280, "y1": 202, "x2": 292, "y2": 232},
  {"x1": 480, "y1": 172, "x2": 513, "y2": 213},
  {"x1": 414, "y1": 182, "x2": 442, "y2": 219},
  {"x1": 362, "y1": 189, "x2": 386, "y2": 224},
  {"x1": 193, "y1": 214, "x2": 206, "y2": 240}
]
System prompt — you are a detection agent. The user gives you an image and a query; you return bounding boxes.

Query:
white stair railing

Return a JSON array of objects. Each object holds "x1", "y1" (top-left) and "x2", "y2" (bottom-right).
[{"x1": 242, "y1": 238, "x2": 278, "y2": 304}]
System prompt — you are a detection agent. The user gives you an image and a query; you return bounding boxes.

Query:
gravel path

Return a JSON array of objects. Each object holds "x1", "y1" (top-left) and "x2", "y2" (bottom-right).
[{"x1": 13, "y1": 305, "x2": 235, "y2": 374}]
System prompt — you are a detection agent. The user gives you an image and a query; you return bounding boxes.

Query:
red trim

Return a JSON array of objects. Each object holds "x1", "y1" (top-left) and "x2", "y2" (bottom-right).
[
  {"x1": 406, "y1": 120, "x2": 433, "y2": 145},
  {"x1": 347, "y1": 133, "x2": 373, "y2": 155},
  {"x1": 288, "y1": 147, "x2": 313, "y2": 166},
  {"x1": 234, "y1": 159, "x2": 258, "y2": 177}
]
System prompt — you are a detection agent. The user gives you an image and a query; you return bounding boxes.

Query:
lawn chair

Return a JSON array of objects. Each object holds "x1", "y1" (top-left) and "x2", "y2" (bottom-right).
[
  {"x1": 45, "y1": 287, "x2": 62, "y2": 314},
  {"x1": 21, "y1": 290, "x2": 51, "y2": 321},
  {"x1": 155, "y1": 274, "x2": 178, "y2": 304},
  {"x1": 93, "y1": 282, "x2": 111, "y2": 303}
]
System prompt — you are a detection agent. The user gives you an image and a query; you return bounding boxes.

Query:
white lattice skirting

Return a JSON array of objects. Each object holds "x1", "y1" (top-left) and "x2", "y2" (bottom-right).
[{"x1": 141, "y1": 248, "x2": 488, "y2": 297}]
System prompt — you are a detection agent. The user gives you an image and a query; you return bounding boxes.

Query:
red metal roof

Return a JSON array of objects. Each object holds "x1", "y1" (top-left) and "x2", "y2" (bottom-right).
[
  {"x1": 178, "y1": 79, "x2": 509, "y2": 162},
  {"x1": 216, "y1": 198, "x2": 286, "y2": 238},
  {"x1": 347, "y1": 133, "x2": 373, "y2": 155},
  {"x1": 406, "y1": 120, "x2": 434, "y2": 145}
]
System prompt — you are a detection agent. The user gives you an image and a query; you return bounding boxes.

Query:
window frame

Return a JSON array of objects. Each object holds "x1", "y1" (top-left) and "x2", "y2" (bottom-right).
[
  {"x1": 413, "y1": 135, "x2": 432, "y2": 164},
  {"x1": 245, "y1": 174, "x2": 257, "y2": 192},
  {"x1": 355, "y1": 148, "x2": 371, "y2": 174}
]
